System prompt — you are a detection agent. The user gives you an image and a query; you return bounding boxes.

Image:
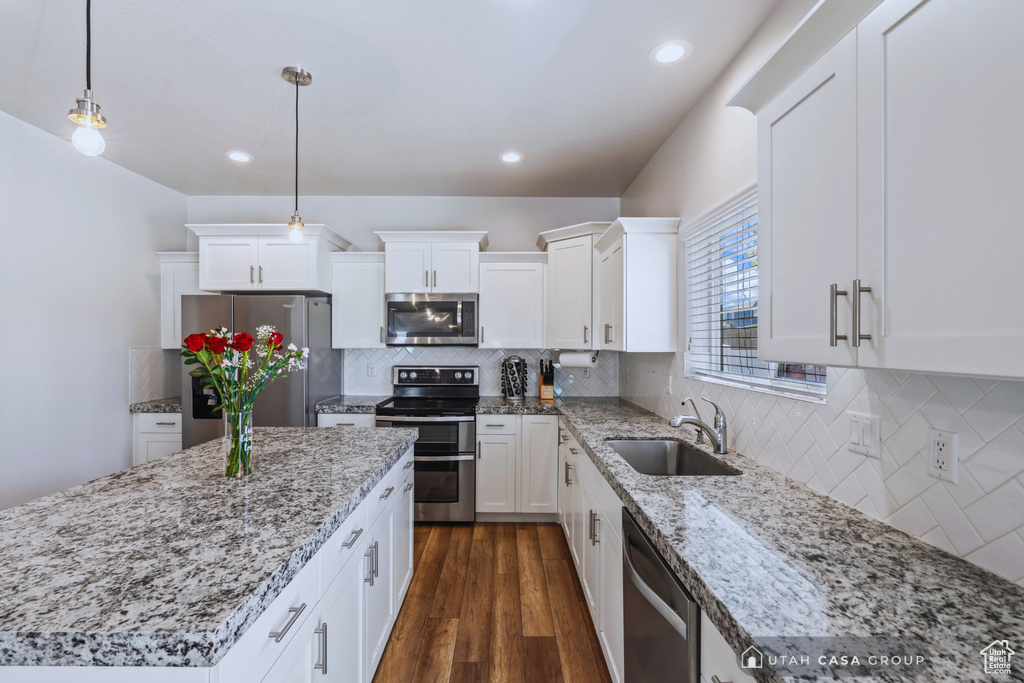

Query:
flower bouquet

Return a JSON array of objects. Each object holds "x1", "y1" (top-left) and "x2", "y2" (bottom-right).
[{"x1": 182, "y1": 326, "x2": 309, "y2": 478}]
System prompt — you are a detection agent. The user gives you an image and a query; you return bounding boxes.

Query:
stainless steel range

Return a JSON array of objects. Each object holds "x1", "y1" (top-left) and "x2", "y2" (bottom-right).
[{"x1": 375, "y1": 366, "x2": 478, "y2": 523}]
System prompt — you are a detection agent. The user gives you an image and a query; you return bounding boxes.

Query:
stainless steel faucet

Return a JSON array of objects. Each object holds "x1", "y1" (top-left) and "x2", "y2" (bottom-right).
[{"x1": 670, "y1": 396, "x2": 728, "y2": 454}]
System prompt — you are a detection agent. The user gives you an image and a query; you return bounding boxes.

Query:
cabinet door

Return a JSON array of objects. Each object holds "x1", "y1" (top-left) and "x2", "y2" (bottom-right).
[
  {"x1": 547, "y1": 235, "x2": 594, "y2": 349},
  {"x1": 258, "y1": 238, "x2": 319, "y2": 290},
  {"x1": 261, "y1": 611, "x2": 316, "y2": 683},
  {"x1": 557, "y1": 441, "x2": 568, "y2": 531},
  {"x1": 520, "y1": 415, "x2": 557, "y2": 513},
  {"x1": 384, "y1": 243, "x2": 432, "y2": 293},
  {"x1": 599, "y1": 237, "x2": 625, "y2": 351},
  {"x1": 394, "y1": 470, "x2": 415, "y2": 603},
  {"x1": 137, "y1": 433, "x2": 181, "y2": 465},
  {"x1": 476, "y1": 434, "x2": 517, "y2": 513},
  {"x1": 569, "y1": 449, "x2": 585, "y2": 572},
  {"x1": 580, "y1": 478, "x2": 600, "y2": 619},
  {"x1": 757, "y1": 31, "x2": 858, "y2": 367},
  {"x1": 161, "y1": 260, "x2": 213, "y2": 349},
  {"x1": 431, "y1": 242, "x2": 479, "y2": 293},
  {"x1": 364, "y1": 504, "x2": 396, "y2": 674},
  {"x1": 599, "y1": 522, "x2": 624, "y2": 683},
  {"x1": 479, "y1": 262, "x2": 545, "y2": 348},
  {"x1": 331, "y1": 261, "x2": 385, "y2": 348},
  {"x1": 199, "y1": 237, "x2": 258, "y2": 291},
  {"x1": 856, "y1": 0, "x2": 1024, "y2": 377},
  {"x1": 320, "y1": 545, "x2": 367, "y2": 683}
]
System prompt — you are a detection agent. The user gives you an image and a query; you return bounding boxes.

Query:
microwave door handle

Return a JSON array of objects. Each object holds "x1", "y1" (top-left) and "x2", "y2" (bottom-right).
[{"x1": 457, "y1": 300, "x2": 462, "y2": 335}]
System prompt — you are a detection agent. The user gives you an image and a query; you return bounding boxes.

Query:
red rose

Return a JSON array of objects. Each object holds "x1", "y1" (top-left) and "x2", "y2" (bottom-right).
[
  {"x1": 206, "y1": 336, "x2": 228, "y2": 354},
  {"x1": 268, "y1": 332, "x2": 284, "y2": 350},
  {"x1": 183, "y1": 333, "x2": 207, "y2": 353},
  {"x1": 230, "y1": 333, "x2": 255, "y2": 352}
]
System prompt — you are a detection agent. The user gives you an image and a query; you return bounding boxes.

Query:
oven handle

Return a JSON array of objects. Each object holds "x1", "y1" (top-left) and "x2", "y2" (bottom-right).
[
  {"x1": 414, "y1": 455, "x2": 476, "y2": 462},
  {"x1": 377, "y1": 416, "x2": 476, "y2": 423}
]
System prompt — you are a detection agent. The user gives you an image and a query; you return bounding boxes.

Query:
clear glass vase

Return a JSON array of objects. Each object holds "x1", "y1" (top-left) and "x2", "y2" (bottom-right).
[{"x1": 224, "y1": 410, "x2": 253, "y2": 478}]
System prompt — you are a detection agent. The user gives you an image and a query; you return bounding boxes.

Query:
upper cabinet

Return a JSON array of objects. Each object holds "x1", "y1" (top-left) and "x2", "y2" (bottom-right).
[
  {"x1": 376, "y1": 231, "x2": 488, "y2": 294},
  {"x1": 479, "y1": 254, "x2": 546, "y2": 349},
  {"x1": 734, "y1": 0, "x2": 1024, "y2": 378},
  {"x1": 539, "y1": 223, "x2": 609, "y2": 350},
  {"x1": 594, "y1": 218, "x2": 679, "y2": 353},
  {"x1": 157, "y1": 252, "x2": 214, "y2": 349},
  {"x1": 331, "y1": 253, "x2": 385, "y2": 349},
  {"x1": 188, "y1": 224, "x2": 351, "y2": 293}
]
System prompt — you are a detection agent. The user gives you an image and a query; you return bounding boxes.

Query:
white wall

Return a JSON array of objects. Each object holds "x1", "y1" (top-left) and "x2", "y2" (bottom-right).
[
  {"x1": 0, "y1": 111, "x2": 187, "y2": 510},
  {"x1": 618, "y1": 0, "x2": 1024, "y2": 586},
  {"x1": 186, "y1": 195, "x2": 620, "y2": 252}
]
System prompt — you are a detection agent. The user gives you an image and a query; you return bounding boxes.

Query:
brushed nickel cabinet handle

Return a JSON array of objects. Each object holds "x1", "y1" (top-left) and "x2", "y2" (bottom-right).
[
  {"x1": 250, "y1": 265, "x2": 255, "y2": 284},
  {"x1": 403, "y1": 482, "x2": 414, "y2": 493},
  {"x1": 480, "y1": 326, "x2": 485, "y2": 343},
  {"x1": 313, "y1": 622, "x2": 327, "y2": 675},
  {"x1": 380, "y1": 486, "x2": 394, "y2": 500},
  {"x1": 433, "y1": 270, "x2": 437, "y2": 287},
  {"x1": 155, "y1": 421, "x2": 176, "y2": 426},
  {"x1": 852, "y1": 279, "x2": 872, "y2": 347},
  {"x1": 592, "y1": 513, "x2": 601, "y2": 545},
  {"x1": 372, "y1": 540, "x2": 379, "y2": 578},
  {"x1": 829, "y1": 283, "x2": 849, "y2": 347},
  {"x1": 341, "y1": 527, "x2": 364, "y2": 549},
  {"x1": 333, "y1": 423, "x2": 355, "y2": 427},
  {"x1": 477, "y1": 440, "x2": 482, "y2": 459},
  {"x1": 569, "y1": 447, "x2": 578, "y2": 455},
  {"x1": 583, "y1": 325, "x2": 588, "y2": 344},
  {"x1": 403, "y1": 460, "x2": 415, "y2": 470},
  {"x1": 564, "y1": 461, "x2": 571, "y2": 486},
  {"x1": 269, "y1": 603, "x2": 307, "y2": 642},
  {"x1": 425, "y1": 270, "x2": 429, "y2": 288},
  {"x1": 380, "y1": 326, "x2": 384, "y2": 343},
  {"x1": 711, "y1": 676, "x2": 731, "y2": 683},
  {"x1": 485, "y1": 423, "x2": 505, "y2": 427},
  {"x1": 259, "y1": 265, "x2": 263, "y2": 283},
  {"x1": 364, "y1": 548, "x2": 374, "y2": 585}
]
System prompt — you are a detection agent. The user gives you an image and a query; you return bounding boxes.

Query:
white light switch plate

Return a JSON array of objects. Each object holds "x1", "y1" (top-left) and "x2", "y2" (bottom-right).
[{"x1": 847, "y1": 412, "x2": 880, "y2": 458}]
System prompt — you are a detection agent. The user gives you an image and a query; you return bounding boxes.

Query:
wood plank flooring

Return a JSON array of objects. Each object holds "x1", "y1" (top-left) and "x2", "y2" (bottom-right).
[{"x1": 373, "y1": 522, "x2": 612, "y2": 683}]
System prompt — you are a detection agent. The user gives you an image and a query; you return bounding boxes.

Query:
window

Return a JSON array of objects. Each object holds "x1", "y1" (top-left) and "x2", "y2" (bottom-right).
[{"x1": 685, "y1": 193, "x2": 827, "y2": 399}]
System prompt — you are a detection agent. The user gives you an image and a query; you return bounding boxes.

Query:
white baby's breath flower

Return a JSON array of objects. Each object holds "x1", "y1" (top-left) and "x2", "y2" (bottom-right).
[
  {"x1": 287, "y1": 343, "x2": 297, "y2": 352},
  {"x1": 301, "y1": 347, "x2": 309, "y2": 358}
]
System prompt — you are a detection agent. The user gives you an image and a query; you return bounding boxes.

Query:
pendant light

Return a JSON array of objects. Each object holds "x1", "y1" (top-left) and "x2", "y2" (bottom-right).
[
  {"x1": 283, "y1": 67, "x2": 312, "y2": 242},
  {"x1": 68, "y1": 0, "x2": 106, "y2": 156}
]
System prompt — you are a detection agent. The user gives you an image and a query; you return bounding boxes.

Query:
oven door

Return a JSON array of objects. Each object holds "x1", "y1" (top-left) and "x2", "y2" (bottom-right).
[
  {"x1": 385, "y1": 293, "x2": 477, "y2": 345},
  {"x1": 375, "y1": 416, "x2": 474, "y2": 456}
]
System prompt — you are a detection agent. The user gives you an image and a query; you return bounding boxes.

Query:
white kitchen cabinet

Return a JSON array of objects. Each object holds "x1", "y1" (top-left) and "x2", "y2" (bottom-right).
[
  {"x1": 476, "y1": 433, "x2": 517, "y2": 514},
  {"x1": 261, "y1": 618, "x2": 317, "y2": 683},
  {"x1": 316, "y1": 414, "x2": 376, "y2": 428},
  {"x1": 376, "y1": 232, "x2": 488, "y2": 294},
  {"x1": 519, "y1": 415, "x2": 557, "y2": 514},
  {"x1": 478, "y1": 257, "x2": 546, "y2": 349},
  {"x1": 598, "y1": 518, "x2": 624, "y2": 683},
  {"x1": 319, "y1": 534, "x2": 368, "y2": 683},
  {"x1": 546, "y1": 234, "x2": 595, "y2": 350},
  {"x1": 595, "y1": 218, "x2": 679, "y2": 353},
  {"x1": 330, "y1": 254, "x2": 385, "y2": 349},
  {"x1": 700, "y1": 612, "x2": 755, "y2": 683},
  {"x1": 756, "y1": 30, "x2": 858, "y2": 368},
  {"x1": 188, "y1": 225, "x2": 351, "y2": 293},
  {"x1": 569, "y1": 449, "x2": 586, "y2": 574},
  {"x1": 557, "y1": 428, "x2": 573, "y2": 544},
  {"x1": 364, "y1": 503, "x2": 396, "y2": 674},
  {"x1": 855, "y1": 0, "x2": 1024, "y2": 378},
  {"x1": 394, "y1": 468, "x2": 415, "y2": 602},
  {"x1": 580, "y1": 475, "x2": 600, "y2": 618},
  {"x1": 132, "y1": 413, "x2": 182, "y2": 466},
  {"x1": 157, "y1": 253, "x2": 214, "y2": 349}
]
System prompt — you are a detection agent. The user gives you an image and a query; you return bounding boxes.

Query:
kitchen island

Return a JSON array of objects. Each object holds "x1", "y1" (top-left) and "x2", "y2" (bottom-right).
[{"x1": 0, "y1": 426, "x2": 417, "y2": 681}]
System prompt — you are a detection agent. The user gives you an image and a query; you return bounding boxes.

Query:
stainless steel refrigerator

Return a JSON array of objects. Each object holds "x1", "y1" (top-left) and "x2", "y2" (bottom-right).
[{"x1": 180, "y1": 295, "x2": 341, "y2": 449}]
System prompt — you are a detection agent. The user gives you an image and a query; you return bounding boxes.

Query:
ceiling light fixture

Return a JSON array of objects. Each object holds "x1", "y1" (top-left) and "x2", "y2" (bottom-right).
[
  {"x1": 226, "y1": 151, "x2": 253, "y2": 163},
  {"x1": 282, "y1": 67, "x2": 312, "y2": 243},
  {"x1": 649, "y1": 39, "x2": 692, "y2": 65},
  {"x1": 502, "y1": 152, "x2": 522, "y2": 163},
  {"x1": 68, "y1": 0, "x2": 106, "y2": 156}
]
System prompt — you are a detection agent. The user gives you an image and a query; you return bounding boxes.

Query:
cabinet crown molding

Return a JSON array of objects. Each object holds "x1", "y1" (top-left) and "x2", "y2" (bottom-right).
[
  {"x1": 185, "y1": 224, "x2": 352, "y2": 251},
  {"x1": 156, "y1": 251, "x2": 199, "y2": 263},
  {"x1": 479, "y1": 252, "x2": 547, "y2": 263},
  {"x1": 328, "y1": 251, "x2": 385, "y2": 263},
  {"x1": 374, "y1": 230, "x2": 489, "y2": 251},
  {"x1": 537, "y1": 222, "x2": 612, "y2": 251},
  {"x1": 595, "y1": 217, "x2": 679, "y2": 253},
  {"x1": 727, "y1": 0, "x2": 883, "y2": 114}
]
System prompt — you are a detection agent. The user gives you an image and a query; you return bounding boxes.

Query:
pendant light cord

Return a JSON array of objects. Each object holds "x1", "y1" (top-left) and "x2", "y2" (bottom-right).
[
  {"x1": 85, "y1": 0, "x2": 92, "y2": 91},
  {"x1": 294, "y1": 77, "x2": 299, "y2": 213}
]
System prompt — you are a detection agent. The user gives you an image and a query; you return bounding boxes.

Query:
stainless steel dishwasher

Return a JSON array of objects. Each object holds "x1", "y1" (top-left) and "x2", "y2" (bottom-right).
[{"x1": 622, "y1": 508, "x2": 699, "y2": 682}]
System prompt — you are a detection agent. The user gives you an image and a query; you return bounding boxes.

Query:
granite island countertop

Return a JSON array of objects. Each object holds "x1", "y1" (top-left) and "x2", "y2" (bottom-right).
[
  {"x1": 0, "y1": 426, "x2": 417, "y2": 668},
  {"x1": 315, "y1": 395, "x2": 389, "y2": 413},
  {"x1": 554, "y1": 398, "x2": 1024, "y2": 683},
  {"x1": 128, "y1": 396, "x2": 182, "y2": 413}
]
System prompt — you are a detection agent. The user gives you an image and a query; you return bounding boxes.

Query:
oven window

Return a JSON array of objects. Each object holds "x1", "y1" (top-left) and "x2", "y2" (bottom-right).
[
  {"x1": 388, "y1": 301, "x2": 461, "y2": 339},
  {"x1": 415, "y1": 461, "x2": 459, "y2": 504}
]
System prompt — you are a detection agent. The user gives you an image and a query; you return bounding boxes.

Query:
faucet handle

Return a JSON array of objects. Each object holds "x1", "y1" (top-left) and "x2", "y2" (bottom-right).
[
  {"x1": 680, "y1": 397, "x2": 704, "y2": 443},
  {"x1": 700, "y1": 396, "x2": 725, "y2": 427}
]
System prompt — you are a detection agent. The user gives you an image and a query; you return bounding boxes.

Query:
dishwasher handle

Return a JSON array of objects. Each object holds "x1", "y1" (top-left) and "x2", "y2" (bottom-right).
[{"x1": 622, "y1": 521, "x2": 691, "y2": 642}]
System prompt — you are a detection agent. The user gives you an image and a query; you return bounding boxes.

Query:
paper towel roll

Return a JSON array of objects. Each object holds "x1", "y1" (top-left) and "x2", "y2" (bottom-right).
[{"x1": 557, "y1": 351, "x2": 598, "y2": 368}]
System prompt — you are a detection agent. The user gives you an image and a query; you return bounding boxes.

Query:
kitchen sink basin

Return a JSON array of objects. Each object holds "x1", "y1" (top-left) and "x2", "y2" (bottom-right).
[{"x1": 605, "y1": 439, "x2": 739, "y2": 476}]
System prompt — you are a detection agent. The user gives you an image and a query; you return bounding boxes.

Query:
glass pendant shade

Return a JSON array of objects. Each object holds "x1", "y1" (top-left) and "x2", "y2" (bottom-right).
[
  {"x1": 72, "y1": 125, "x2": 105, "y2": 156},
  {"x1": 288, "y1": 213, "x2": 304, "y2": 242}
]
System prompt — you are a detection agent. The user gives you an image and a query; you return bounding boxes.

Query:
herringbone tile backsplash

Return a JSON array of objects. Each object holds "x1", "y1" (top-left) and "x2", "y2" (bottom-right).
[
  {"x1": 343, "y1": 347, "x2": 618, "y2": 398},
  {"x1": 129, "y1": 347, "x2": 179, "y2": 404},
  {"x1": 620, "y1": 353, "x2": 1024, "y2": 586}
]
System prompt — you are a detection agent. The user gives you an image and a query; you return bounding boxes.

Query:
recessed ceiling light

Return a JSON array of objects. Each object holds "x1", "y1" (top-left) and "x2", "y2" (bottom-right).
[
  {"x1": 226, "y1": 151, "x2": 253, "y2": 163},
  {"x1": 649, "y1": 40, "x2": 692, "y2": 65},
  {"x1": 502, "y1": 152, "x2": 522, "y2": 163}
]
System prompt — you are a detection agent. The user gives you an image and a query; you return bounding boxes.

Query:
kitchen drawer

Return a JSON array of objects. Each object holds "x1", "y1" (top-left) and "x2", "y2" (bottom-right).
[
  {"x1": 320, "y1": 503, "x2": 369, "y2": 591},
  {"x1": 317, "y1": 413, "x2": 376, "y2": 428},
  {"x1": 476, "y1": 415, "x2": 517, "y2": 435},
  {"x1": 214, "y1": 552, "x2": 320, "y2": 683},
  {"x1": 136, "y1": 413, "x2": 182, "y2": 433},
  {"x1": 397, "y1": 446, "x2": 415, "y2": 479},
  {"x1": 365, "y1": 459, "x2": 399, "y2": 524}
]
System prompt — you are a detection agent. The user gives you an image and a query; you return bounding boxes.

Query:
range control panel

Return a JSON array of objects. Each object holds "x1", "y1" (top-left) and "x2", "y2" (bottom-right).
[{"x1": 392, "y1": 366, "x2": 479, "y2": 386}]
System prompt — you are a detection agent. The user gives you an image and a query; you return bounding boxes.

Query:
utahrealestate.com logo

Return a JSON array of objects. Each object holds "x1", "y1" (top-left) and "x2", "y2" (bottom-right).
[{"x1": 981, "y1": 640, "x2": 1014, "y2": 676}]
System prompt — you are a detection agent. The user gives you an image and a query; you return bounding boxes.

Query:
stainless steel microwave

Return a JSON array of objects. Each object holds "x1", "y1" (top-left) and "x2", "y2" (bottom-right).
[{"x1": 385, "y1": 293, "x2": 478, "y2": 346}]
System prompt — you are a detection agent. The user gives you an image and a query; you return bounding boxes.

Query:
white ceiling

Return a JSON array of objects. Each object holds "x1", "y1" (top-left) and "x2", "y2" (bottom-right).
[{"x1": 0, "y1": 0, "x2": 778, "y2": 196}]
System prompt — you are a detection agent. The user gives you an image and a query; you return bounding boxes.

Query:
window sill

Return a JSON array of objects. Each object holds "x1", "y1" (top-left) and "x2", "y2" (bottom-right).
[{"x1": 684, "y1": 372, "x2": 827, "y2": 405}]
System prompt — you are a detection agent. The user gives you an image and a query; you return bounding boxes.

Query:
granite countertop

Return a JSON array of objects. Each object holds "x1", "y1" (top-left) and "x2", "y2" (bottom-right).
[
  {"x1": 315, "y1": 395, "x2": 389, "y2": 413},
  {"x1": 554, "y1": 398, "x2": 1024, "y2": 683},
  {"x1": 475, "y1": 396, "x2": 561, "y2": 414},
  {"x1": 128, "y1": 396, "x2": 182, "y2": 413},
  {"x1": 0, "y1": 426, "x2": 418, "y2": 668}
]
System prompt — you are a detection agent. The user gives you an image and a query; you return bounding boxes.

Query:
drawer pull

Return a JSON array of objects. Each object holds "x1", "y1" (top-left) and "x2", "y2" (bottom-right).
[
  {"x1": 365, "y1": 547, "x2": 374, "y2": 585},
  {"x1": 269, "y1": 603, "x2": 307, "y2": 643},
  {"x1": 403, "y1": 460, "x2": 415, "y2": 470},
  {"x1": 485, "y1": 423, "x2": 505, "y2": 427},
  {"x1": 341, "y1": 527, "x2": 364, "y2": 549},
  {"x1": 403, "y1": 482, "x2": 414, "y2": 493},
  {"x1": 569, "y1": 447, "x2": 578, "y2": 455},
  {"x1": 372, "y1": 540, "x2": 379, "y2": 578},
  {"x1": 333, "y1": 423, "x2": 355, "y2": 427},
  {"x1": 711, "y1": 677, "x2": 731, "y2": 683},
  {"x1": 155, "y1": 421, "x2": 177, "y2": 426},
  {"x1": 380, "y1": 486, "x2": 395, "y2": 500},
  {"x1": 313, "y1": 622, "x2": 328, "y2": 675}
]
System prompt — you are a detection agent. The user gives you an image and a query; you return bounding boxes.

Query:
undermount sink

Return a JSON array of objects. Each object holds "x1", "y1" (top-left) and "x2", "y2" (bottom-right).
[{"x1": 606, "y1": 439, "x2": 739, "y2": 476}]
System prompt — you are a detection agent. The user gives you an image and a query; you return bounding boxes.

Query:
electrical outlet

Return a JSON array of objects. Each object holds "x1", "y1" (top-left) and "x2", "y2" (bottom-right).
[
  {"x1": 580, "y1": 367, "x2": 591, "y2": 379},
  {"x1": 928, "y1": 429, "x2": 958, "y2": 484},
  {"x1": 846, "y1": 412, "x2": 880, "y2": 458},
  {"x1": 366, "y1": 363, "x2": 376, "y2": 378}
]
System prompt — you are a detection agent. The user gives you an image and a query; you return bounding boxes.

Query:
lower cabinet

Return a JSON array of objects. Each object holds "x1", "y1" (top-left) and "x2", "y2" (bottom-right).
[
  {"x1": 132, "y1": 413, "x2": 182, "y2": 466},
  {"x1": 476, "y1": 433, "x2": 517, "y2": 513},
  {"x1": 394, "y1": 467, "x2": 415, "y2": 602},
  {"x1": 364, "y1": 503, "x2": 396, "y2": 675},
  {"x1": 317, "y1": 414, "x2": 377, "y2": 428},
  {"x1": 318, "y1": 529, "x2": 369, "y2": 683},
  {"x1": 476, "y1": 415, "x2": 559, "y2": 515},
  {"x1": 700, "y1": 612, "x2": 755, "y2": 683}
]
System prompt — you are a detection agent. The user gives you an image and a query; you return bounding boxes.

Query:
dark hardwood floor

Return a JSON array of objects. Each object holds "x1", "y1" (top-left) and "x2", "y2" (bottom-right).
[{"x1": 373, "y1": 522, "x2": 613, "y2": 683}]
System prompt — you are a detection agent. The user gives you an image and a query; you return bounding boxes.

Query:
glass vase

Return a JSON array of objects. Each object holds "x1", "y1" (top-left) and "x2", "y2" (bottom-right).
[{"x1": 224, "y1": 410, "x2": 253, "y2": 478}]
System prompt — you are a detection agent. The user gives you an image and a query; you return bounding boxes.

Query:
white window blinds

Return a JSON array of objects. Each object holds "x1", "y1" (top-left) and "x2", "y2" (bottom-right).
[{"x1": 685, "y1": 196, "x2": 826, "y2": 397}]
